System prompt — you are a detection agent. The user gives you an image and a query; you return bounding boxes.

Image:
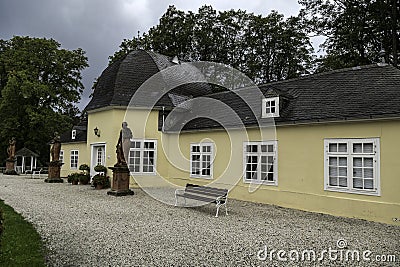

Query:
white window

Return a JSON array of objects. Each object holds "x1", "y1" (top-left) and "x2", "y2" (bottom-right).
[
  {"x1": 70, "y1": 150, "x2": 79, "y2": 169},
  {"x1": 128, "y1": 139, "x2": 157, "y2": 174},
  {"x1": 71, "y1": 130, "x2": 76, "y2": 140},
  {"x1": 96, "y1": 147, "x2": 104, "y2": 166},
  {"x1": 59, "y1": 150, "x2": 64, "y2": 163},
  {"x1": 262, "y1": 97, "x2": 279, "y2": 118},
  {"x1": 190, "y1": 143, "x2": 213, "y2": 179},
  {"x1": 243, "y1": 141, "x2": 278, "y2": 185},
  {"x1": 324, "y1": 138, "x2": 380, "y2": 196}
]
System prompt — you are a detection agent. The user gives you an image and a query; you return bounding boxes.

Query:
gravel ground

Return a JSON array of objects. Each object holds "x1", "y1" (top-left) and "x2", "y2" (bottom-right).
[{"x1": 0, "y1": 175, "x2": 398, "y2": 267}]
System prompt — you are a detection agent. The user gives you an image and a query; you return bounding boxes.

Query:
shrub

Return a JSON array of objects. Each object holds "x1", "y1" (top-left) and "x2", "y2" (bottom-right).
[
  {"x1": 67, "y1": 173, "x2": 79, "y2": 184},
  {"x1": 0, "y1": 208, "x2": 3, "y2": 241},
  {"x1": 78, "y1": 174, "x2": 90, "y2": 185},
  {"x1": 79, "y1": 164, "x2": 90, "y2": 173},
  {"x1": 94, "y1": 165, "x2": 107, "y2": 173},
  {"x1": 92, "y1": 174, "x2": 110, "y2": 188}
]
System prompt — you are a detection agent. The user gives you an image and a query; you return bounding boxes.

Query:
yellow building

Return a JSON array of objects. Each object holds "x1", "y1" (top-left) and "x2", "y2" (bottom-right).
[{"x1": 60, "y1": 50, "x2": 400, "y2": 225}]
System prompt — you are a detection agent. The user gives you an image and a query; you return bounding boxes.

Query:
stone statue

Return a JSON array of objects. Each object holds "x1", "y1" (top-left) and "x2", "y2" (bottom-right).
[
  {"x1": 7, "y1": 137, "x2": 16, "y2": 160},
  {"x1": 50, "y1": 132, "x2": 61, "y2": 162},
  {"x1": 116, "y1": 122, "x2": 132, "y2": 166}
]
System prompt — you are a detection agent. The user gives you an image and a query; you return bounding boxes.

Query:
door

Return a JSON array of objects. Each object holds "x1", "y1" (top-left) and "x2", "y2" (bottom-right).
[{"x1": 91, "y1": 144, "x2": 106, "y2": 177}]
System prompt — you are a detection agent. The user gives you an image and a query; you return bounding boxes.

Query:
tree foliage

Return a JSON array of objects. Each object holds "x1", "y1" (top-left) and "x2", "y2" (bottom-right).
[
  {"x1": 109, "y1": 5, "x2": 314, "y2": 85},
  {"x1": 0, "y1": 36, "x2": 88, "y2": 164},
  {"x1": 299, "y1": 0, "x2": 400, "y2": 71}
]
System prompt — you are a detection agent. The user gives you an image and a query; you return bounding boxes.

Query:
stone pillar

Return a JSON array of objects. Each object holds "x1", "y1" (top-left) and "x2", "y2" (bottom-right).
[
  {"x1": 107, "y1": 165, "x2": 134, "y2": 196},
  {"x1": 45, "y1": 161, "x2": 63, "y2": 183},
  {"x1": 5, "y1": 159, "x2": 17, "y2": 175}
]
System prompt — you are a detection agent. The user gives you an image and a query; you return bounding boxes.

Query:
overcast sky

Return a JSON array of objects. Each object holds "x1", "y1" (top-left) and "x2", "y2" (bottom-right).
[{"x1": 0, "y1": 0, "x2": 305, "y2": 110}]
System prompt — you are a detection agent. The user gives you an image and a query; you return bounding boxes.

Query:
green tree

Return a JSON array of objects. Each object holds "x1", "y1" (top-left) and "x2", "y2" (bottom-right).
[
  {"x1": 0, "y1": 36, "x2": 88, "y2": 165},
  {"x1": 109, "y1": 5, "x2": 314, "y2": 86},
  {"x1": 299, "y1": 0, "x2": 400, "y2": 71}
]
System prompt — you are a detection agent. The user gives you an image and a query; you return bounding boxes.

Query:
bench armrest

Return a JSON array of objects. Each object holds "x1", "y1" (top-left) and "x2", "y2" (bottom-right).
[{"x1": 175, "y1": 188, "x2": 185, "y2": 196}]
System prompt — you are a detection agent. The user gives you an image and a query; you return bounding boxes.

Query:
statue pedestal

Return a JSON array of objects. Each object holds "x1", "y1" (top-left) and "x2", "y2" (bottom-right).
[
  {"x1": 5, "y1": 159, "x2": 17, "y2": 175},
  {"x1": 45, "y1": 161, "x2": 64, "y2": 183},
  {"x1": 107, "y1": 165, "x2": 134, "y2": 196}
]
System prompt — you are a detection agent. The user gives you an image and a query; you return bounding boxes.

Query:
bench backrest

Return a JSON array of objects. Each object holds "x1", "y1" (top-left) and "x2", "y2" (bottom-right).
[{"x1": 185, "y1": 183, "x2": 228, "y2": 197}]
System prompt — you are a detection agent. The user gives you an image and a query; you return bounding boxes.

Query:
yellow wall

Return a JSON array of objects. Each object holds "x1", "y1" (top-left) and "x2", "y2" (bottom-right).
[
  {"x1": 163, "y1": 119, "x2": 400, "y2": 225},
  {"x1": 60, "y1": 142, "x2": 88, "y2": 177},
  {"x1": 63, "y1": 106, "x2": 400, "y2": 225}
]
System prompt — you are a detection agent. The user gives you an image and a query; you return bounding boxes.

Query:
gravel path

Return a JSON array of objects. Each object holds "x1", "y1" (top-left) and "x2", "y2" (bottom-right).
[{"x1": 0, "y1": 175, "x2": 398, "y2": 266}]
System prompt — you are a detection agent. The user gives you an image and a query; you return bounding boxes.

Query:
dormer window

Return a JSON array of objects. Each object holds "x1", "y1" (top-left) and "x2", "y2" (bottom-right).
[
  {"x1": 71, "y1": 130, "x2": 76, "y2": 140},
  {"x1": 262, "y1": 97, "x2": 279, "y2": 118}
]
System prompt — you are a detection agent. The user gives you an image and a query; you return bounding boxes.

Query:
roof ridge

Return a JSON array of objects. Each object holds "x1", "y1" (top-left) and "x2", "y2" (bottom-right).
[{"x1": 259, "y1": 63, "x2": 394, "y2": 87}]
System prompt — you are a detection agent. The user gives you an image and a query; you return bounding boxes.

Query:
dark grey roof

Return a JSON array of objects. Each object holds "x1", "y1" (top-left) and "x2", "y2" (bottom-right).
[
  {"x1": 16, "y1": 147, "x2": 39, "y2": 158},
  {"x1": 60, "y1": 122, "x2": 87, "y2": 143},
  {"x1": 164, "y1": 64, "x2": 400, "y2": 131},
  {"x1": 86, "y1": 50, "x2": 212, "y2": 111}
]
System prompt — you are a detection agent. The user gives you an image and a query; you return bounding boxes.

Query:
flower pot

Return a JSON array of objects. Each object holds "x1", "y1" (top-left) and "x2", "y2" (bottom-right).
[
  {"x1": 79, "y1": 180, "x2": 89, "y2": 185},
  {"x1": 95, "y1": 184, "x2": 104, "y2": 190},
  {"x1": 72, "y1": 180, "x2": 78, "y2": 185}
]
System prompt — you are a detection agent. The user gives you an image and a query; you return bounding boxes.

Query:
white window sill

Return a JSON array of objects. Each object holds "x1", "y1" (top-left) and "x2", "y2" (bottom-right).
[
  {"x1": 243, "y1": 179, "x2": 277, "y2": 186},
  {"x1": 190, "y1": 175, "x2": 213, "y2": 180},
  {"x1": 325, "y1": 186, "x2": 380, "y2": 196}
]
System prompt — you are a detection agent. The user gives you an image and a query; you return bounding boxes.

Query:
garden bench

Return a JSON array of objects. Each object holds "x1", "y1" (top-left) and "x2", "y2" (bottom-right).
[{"x1": 175, "y1": 183, "x2": 228, "y2": 217}]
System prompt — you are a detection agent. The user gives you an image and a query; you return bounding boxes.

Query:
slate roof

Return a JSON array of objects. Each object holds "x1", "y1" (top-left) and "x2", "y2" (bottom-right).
[
  {"x1": 85, "y1": 50, "x2": 212, "y2": 111},
  {"x1": 165, "y1": 64, "x2": 400, "y2": 131},
  {"x1": 60, "y1": 119, "x2": 87, "y2": 143},
  {"x1": 16, "y1": 147, "x2": 39, "y2": 158}
]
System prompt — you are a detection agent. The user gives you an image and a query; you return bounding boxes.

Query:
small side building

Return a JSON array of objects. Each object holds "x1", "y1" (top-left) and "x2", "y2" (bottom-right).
[{"x1": 15, "y1": 148, "x2": 39, "y2": 174}]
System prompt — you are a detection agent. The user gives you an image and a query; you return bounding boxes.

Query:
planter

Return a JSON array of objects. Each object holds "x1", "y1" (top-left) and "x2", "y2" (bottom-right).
[
  {"x1": 95, "y1": 184, "x2": 104, "y2": 190},
  {"x1": 80, "y1": 180, "x2": 89, "y2": 185},
  {"x1": 72, "y1": 180, "x2": 79, "y2": 185}
]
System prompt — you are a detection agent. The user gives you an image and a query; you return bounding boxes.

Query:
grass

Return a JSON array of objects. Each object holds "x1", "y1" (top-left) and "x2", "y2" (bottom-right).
[{"x1": 0, "y1": 200, "x2": 46, "y2": 267}]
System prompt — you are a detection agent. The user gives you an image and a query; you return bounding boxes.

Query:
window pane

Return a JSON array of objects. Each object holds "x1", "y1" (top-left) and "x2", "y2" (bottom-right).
[
  {"x1": 353, "y1": 143, "x2": 362, "y2": 153},
  {"x1": 353, "y1": 168, "x2": 362, "y2": 178},
  {"x1": 364, "y1": 168, "x2": 373, "y2": 178},
  {"x1": 338, "y1": 143, "x2": 347, "y2": 152},
  {"x1": 364, "y1": 179, "x2": 374, "y2": 189},
  {"x1": 363, "y1": 143, "x2": 373, "y2": 153},
  {"x1": 268, "y1": 145, "x2": 274, "y2": 152},
  {"x1": 364, "y1": 158, "x2": 373, "y2": 167},
  {"x1": 329, "y1": 167, "x2": 337, "y2": 176},
  {"x1": 353, "y1": 178, "x2": 363, "y2": 189},
  {"x1": 353, "y1": 158, "x2": 362, "y2": 167},
  {"x1": 202, "y1": 145, "x2": 211, "y2": 153},
  {"x1": 144, "y1": 142, "x2": 154, "y2": 149},
  {"x1": 192, "y1": 146, "x2": 200, "y2": 152},
  {"x1": 329, "y1": 143, "x2": 337, "y2": 152},
  {"x1": 329, "y1": 157, "x2": 337, "y2": 166},
  {"x1": 339, "y1": 177, "x2": 347, "y2": 187},
  {"x1": 261, "y1": 145, "x2": 267, "y2": 152},
  {"x1": 339, "y1": 157, "x2": 347, "y2": 166},
  {"x1": 339, "y1": 167, "x2": 347, "y2": 176},
  {"x1": 329, "y1": 176, "x2": 338, "y2": 186}
]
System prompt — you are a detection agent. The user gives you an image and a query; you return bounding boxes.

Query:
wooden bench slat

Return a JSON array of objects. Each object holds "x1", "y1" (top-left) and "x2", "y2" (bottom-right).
[{"x1": 185, "y1": 188, "x2": 227, "y2": 197}]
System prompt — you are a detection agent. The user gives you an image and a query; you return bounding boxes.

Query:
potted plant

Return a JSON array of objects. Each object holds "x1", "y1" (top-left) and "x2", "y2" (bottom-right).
[
  {"x1": 79, "y1": 164, "x2": 90, "y2": 175},
  {"x1": 92, "y1": 174, "x2": 110, "y2": 189},
  {"x1": 92, "y1": 165, "x2": 109, "y2": 189},
  {"x1": 94, "y1": 164, "x2": 107, "y2": 175},
  {"x1": 67, "y1": 173, "x2": 79, "y2": 185},
  {"x1": 78, "y1": 173, "x2": 90, "y2": 185}
]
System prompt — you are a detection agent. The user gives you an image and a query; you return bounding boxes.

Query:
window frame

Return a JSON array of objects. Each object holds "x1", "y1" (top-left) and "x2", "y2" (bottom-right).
[
  {"x1": 190, "y1": 142, "x2": 214, "y2": 179},
  {"x1": 59, "y1": 150, "x2": 64, "y2": 164},
  {"x1": 70, "y1": 150, "x2": 79, "y2": 169},
  {"x1": 324, "y1": 138, "x2": 380, "y2": 196},
  {"x1": 262, "y1": 97, "x2": 280, "y2": 118},
  {"x1": 128, "y1": 139, "x2": 157, "y2": 175},
  {"x1": 71, "y1": 130, "x2": 76, "y2": 140},
  {"x1": 243, "y1": 141, "x2": 278, "y2": 185}
]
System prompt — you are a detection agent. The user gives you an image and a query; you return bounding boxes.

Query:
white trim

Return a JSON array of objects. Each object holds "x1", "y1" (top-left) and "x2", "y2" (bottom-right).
[
  {"x1": 190, "y1": 142, "x2": 214, "y2": 179},
  {"x1": 71, "y1": 130, "x2": 76, "y2": 140},
  {"x1": 324, "y1": 138, "x2": 380, "y2": 196},
  {"x1": 262, "y1": 97, "x2": 280, "y2": 118},
  {"x1": 90, "y1": 143, "x2": 107, "y2": 177},
  {"x1": 128, "y1": 139, "x2": 157, "y2": 175},
  {"x1": 243, "y1": 141, "x2": 278, "y2": 185},
  {"x1": 59, "y1": 150, "x2": 64, "y2": 164},
  {"x1": 70, "y1": 150, "x2": 79, "y2": 169}
]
